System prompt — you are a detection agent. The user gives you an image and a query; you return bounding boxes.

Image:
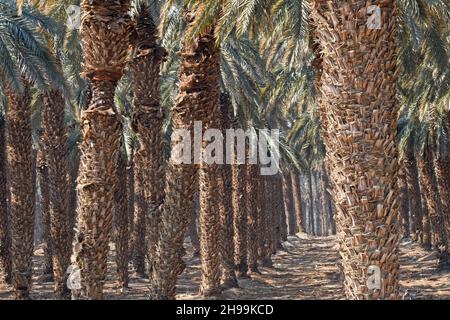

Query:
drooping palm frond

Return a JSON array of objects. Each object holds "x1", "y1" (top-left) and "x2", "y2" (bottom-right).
[{"x1": 0, "y1": 0, "x2": 64, "y2": 93}]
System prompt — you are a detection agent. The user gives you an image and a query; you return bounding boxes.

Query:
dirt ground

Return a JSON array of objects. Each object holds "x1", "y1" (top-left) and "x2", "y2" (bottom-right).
[{"x1": 1, "y1": 234, "x2": 449, "y2": 300}]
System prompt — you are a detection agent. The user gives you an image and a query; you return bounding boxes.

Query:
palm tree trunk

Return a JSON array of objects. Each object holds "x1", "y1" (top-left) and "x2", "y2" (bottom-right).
[
  {"x1": 259, "y1": 176, "x2": 273, "y2": 267},
  {"x1": 6, "y1": 83, "x2": 35, "y2": 299},
  {"x1": 36, "y1": 148, "x2": 53, "y2": 278},
  {"x1": 311, "y1": 0, "x2": 400, "y2": 299},
  {"x1": 283, "y1": 173, "x2": 296, "y2": 236},
  {"x1": 151, "y1": 14, "x2": 215, "y2": 299},
  {"x1": 131, "y1": 165, "x2": 147, "y2": 277},
  {"x1": 271, "y1": 176, "x2": 283, "y2": 251},
  {"x1": 199, "y1": 151, "x2": 222, "y2": 296},
  {"x1": 197, "y1": 27, "x2": 222, "y2": 296},
  {"x1": 246, "y1": 164, "x2": 260, "y2": 273},
  {"x1": 113, "y1": 151, "x2": 129, "y2": 290},
  {"x1": 319, "y1": 170, "x2": 329, "y2": 235},
  {"x1": 187, "y1": 210, "x2": 200, "y2": 257},
  {"x1": 218, "y1": 93, "x2": 237, "y2": 288},
  {"x1": 417, "y1": 149, "x2": 449, "y2": 265},
  {"x1": 67, "y1": 150, "x2": 79, "y2": 242},
  {"x1": 397, "y1": 166, "x2": 410, "y2": 239},
  {"x1": 420, "y1": 183, "x2": 431, "y2": 249},
  {"x1": 0, "y1": 115, "x2": 12, "y2": 284},
  {"x1": 126, "y1": 151, "x2": 135, "y2": 260},
  {"x1": 307, "y1": 170, "x2": 314, "y2": 235},
  {"x1": 291, "y1": 172, "x2": 304, "y2": 234},
  {"x1": 433, "y1": 147, "x2": 450, "y2": 245},
  {"x1": 314, "y1": 171, "x2": 323, "y2": 236},
  {"x1": 278, "y1": 175, "x2": 288, "y2": 242},
  {"x1": 73, "y1": 0, "x2": 131, "y2": 299},
  {"x1": 233, "y1": 162, "x2": 248, "y2": 277},
  {"x1": 41, "y1": 88, "x2": 71, "y2": 297},
  {"x1": 404, "y1": 150, "x2": 422, "y2": 241},
  {"x1": 129, "y1": 7, "x2": 167, "y2": 281},
  {"x1": 321, "y1": 165, "x2": 335, "y2": 235}
]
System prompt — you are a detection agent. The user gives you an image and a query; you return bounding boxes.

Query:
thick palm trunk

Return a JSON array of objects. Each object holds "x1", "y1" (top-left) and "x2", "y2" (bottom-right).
[
  {"x1": 218, "y1": 93, "x2": 238, "y2": 288},
  {"x1": 129, "y1": 8, "x2": 167, "y2": 280},
  {"x1": 72, "y1": 0, "x2": 131, "y2": 299},
  {"x1": 246, "y1": 164, "x2": 260, "y2": 274},
  {"x1": 404, "y1": 150, "x2": 422, "y2": 241},
  {"x1": 196, "y1": 27, "x2": 222, "y2": 297},
  {"x1": 151, "y1": 15, "x2": 216, "y2": 299},
  {"x1": 36, "y1": 149, "x2": 53, "y2": 277},
  {"x1": 113, "y1": 151, "x2": 129, "y2": 289},
  {"x1": 311, "y1": 1, "x2": 400, "y2": 299},
  {"x1": 6, "y1": 83, "x2": 35, "y2": 299},
  {"x1": 41, "y1": 89, "x2": 71, "y2": 297},
  {"x1": 291, "y1": 172, "x2": 304, "y2": 234},
  {"x1": 433, "y1": 148, "x2": 450, "y2": 244},
  {"x1": 417, "y1": 149, "x2": 449, "y2": 265},
  {"x1": 0, "y1": 115, "x2": 12, "y2": 284}
]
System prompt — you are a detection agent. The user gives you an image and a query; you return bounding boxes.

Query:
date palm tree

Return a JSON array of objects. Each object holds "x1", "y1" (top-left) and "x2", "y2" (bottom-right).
[
  {"x1": 310, "y1": 1, "x2": 400, "y2": 299},
  {"x1": 0, "y1": 1, "x2": 63, "y2": 299},
  {"x1": 71, "y1": 0, "x2": 132, "y2": 299},
  {"x1": 129, "y1": 1, "x2": 167, "y2": 279}
]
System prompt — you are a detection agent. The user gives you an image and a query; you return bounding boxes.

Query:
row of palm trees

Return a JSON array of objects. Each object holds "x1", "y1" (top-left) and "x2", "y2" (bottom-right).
[{"x1": 0, "y1": 0, "x2": 449, "y2": 300}]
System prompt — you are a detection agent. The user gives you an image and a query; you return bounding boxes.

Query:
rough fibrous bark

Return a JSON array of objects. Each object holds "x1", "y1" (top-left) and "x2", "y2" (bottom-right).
[
  {"x1": 291, "y1": 172, "x2": 304, "y2": 234},
  {"x1": 129, "y1": 7, "x2": 167, "y2": 280},
  {"x1": 151, "y1": 13, "x2": 213, "y2": 299},
  {"x1": 218, "y1": 93, "x2": 238, "y2": 288},
  {"x1": 311, "y1": 1, "x2": 400, "y2": 299},
  {"x1": 232, "y1": 151, "x2": 248, "y2": 277},
  {"x1": 417, "y1": 149, "x2": 449, "y2": 265},
  {"x1": 246, "y1": 165, "x2": 260, "y2": 273},
  {"x1": 271, "y1": 176, "x2": 283, "y2": 251},
  {"x1": 283, "y1": 173, "x2": 296, "y2": 236},
  {"x1": 41, "y1": 89, "x2": 71, "y2": 298},
  {"x1": 131, "y1": 167, "x2": 147, "y2": 277},
  {"x1": 113, "y1": 151, "x2": 129, "y2": 289},
  {"x1": 6, "y1": 83, "x2": 35, "y2": 299},
  {"x1": 0, "y1": 115, "x2": 12, "y2": 284},
  {"x1": 72, "y1": 0, "x2": 131, "y2": 299},
  {"x1": 197, "y1": 27, "x2": 222, "y2": 297},
  {"x1": 260, "y1": 177, "x2": 273, "y2": 267}
]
